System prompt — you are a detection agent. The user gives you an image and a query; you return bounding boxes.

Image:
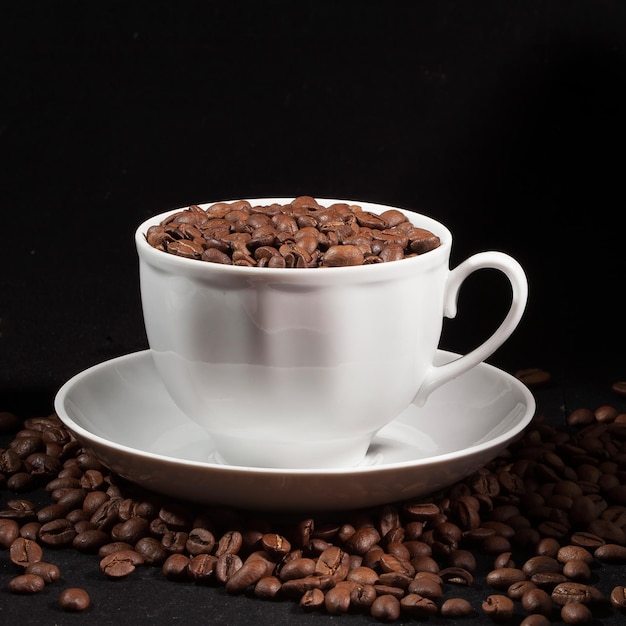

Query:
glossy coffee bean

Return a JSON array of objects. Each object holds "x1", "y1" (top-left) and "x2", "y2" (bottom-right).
[
  {"x1": 7, "y1": 573, "x2": 45, "y2": 594},
  {"x1": 58, "y1": 587, "x2": 91, "y2": 611},
  {"x1": 482, "y1": 594, "x2": 514, "y2": 621}
]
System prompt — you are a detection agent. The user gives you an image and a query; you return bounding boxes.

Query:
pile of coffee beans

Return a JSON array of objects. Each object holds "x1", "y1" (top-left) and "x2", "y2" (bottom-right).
[
  {"x1": 2, "y1": 375, "x2": 626, "y2": 622},
  {"x1": 145, "y1": 196, "x2": 441, "y2": 267}
]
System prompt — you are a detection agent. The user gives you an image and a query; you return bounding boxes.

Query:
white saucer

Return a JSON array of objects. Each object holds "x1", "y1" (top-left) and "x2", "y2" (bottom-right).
[{"x1": 54, "y1": 350, "x2": 535, "y2": 511}]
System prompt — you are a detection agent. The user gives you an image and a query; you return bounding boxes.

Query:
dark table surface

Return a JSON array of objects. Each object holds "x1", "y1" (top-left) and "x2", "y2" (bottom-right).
[{"x1": 2, "y1": 1, "x2": 626, "y2": 623}]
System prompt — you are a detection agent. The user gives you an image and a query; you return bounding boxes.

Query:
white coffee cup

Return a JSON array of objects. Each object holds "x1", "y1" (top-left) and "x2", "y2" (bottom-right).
[{"x1": 135, "y1": 198, "x2": 528, "y2": 469}]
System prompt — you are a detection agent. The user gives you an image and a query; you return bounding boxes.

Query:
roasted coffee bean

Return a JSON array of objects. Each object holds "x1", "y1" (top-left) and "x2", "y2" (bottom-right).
[
  {"x1": 80, "y1": 469, "x2": 105, "y2": 490},
  {"x1": 588, "y1": 518, "x2": 626, "y2": 544},
  {"x1": 482, "y1": 534, "x2": 512, "y2": 554},
  {"x1": 161, "y1": 530, "x2": 189, "y2": 554},
  {"x1": 378, "y1": 571, "x2": 412, "y2": 589},
  {"x1": 53, "y1": 487, "x2": 86, "y2": 510},
  {"x1": 90, "y1": 498, "x2": 121, "y2": 532},
  {"x1": 98, "y1": 541, "x2": 134, "y2": 557},
  {"x1": 521, "y1": 588, "x2": 553, "y2": 617},
  {"x1": 611, "y1": 381, "x2": 626, "y2": 397},
  {"x1": 215, "y1": 553, "x2": 243, "y2": 584},
  {"x1": 315, "y1": 546, "x2": 350, "y2": 582},
  {"x1": 595, "y1": 405, "x2": 618, "y2": 424},
  {"x1": 10, "y1": 435, "x2": 43, "y2": 458},
  {"x1": 562, "y1": 559, "x2": 591, "y2": 581},
  {"x1": 26, "y1": 452, "x2": 62, "y2": 479},
  {"x1": 570, "y1": 531, "x2": 605, "y2": 549},
  {"x1": 162, "y1": 553, "x2": 191, "y2": 581},
  {"x1": 455, "y1": 498, "x2": 481, "y2": 530},
  {"x1": 280, "y1": 557, "x2": 317, "y2": 581},
  {"x1": 561, "y1": 601, "x2": 592, "y2": 624},
  {"x1": 486, "y1": 567, "x2": 527, "y2": 589},
  {"x1": 300, "y1": 588, "x2": 325, "y2": 610},
  {"x1": 515, "y1": 368, "x2": 552, "y2": 387},
  {"x1": 494, "y1": 551, "x2": 515, "y2": 569},
  {"x1": 252, "y1": 576, "x2": 282, "y2": 600},
  {"x1": 399, "y1": 593, "x2": 438, "y2": 617},
  {"x1": 9, "y1": 537, "x2": 43, "y2": 567},
  {"x1": 522, "y1": 555, "x2": 560, "y2": 576},
  {"x1": 134, "y1": 536, "x2": 168, "y2": 565},
  {"x1": 185, "y1": 527, "x2": 215, "y2": 555},
  {"x1": 0, "y1": 518, "x2": 20, "y2": 548},
  {"x1": 407, "y1": 575, "x2": 442, "y2": 598},
  {"x1": 482, "y1": 594, "x2": 515, "y2": 621},
  {"x1": 439, "y1": 566, "x2": 474, "y2": 585},
  {"x1": 402, "y1": 540, "x2": 431, "y2": 559},
  {"x1": 594, "y1": 542, "x2": 626, "y2": 562},
  {"x1": 346, "y1": 565, "x2": 379, "y2": 586},
  {"x1": 215, "y1": 530, "x2": 243, "y2": 556},
  {"x1": 158, "y1": 503, "x2": 193, "y2": 530},
  {"x1": 0, "y1": 448, "x2": 23, "y2": 473},
  {"x1": 38, "y1": 518, "x2": 76, "y2": 546},
  {"x1": 610, "y1": 585, "x2": 626, "y2": 609},
  {"x1": 56, "y1": 587, "x2": 90, "y2": 613},
  {"x1": 374, "y1": 583, "x2": 406, "y2": 600},
  {"x1": 347, "y1": 581, "x2": 376, "y2": 610},
  {"x1": 344, "y1": 527, "x2": 381, "y2": 555},
  {"x1": 113, "y1": 516, "x2": 150, "y2": 544},
  {"x1": 73, "y1": 529, "x2": 110, "y2": 552},
  {"x1": 446, "y1": 548, "x2": 477, "y2": 572},
  {"x1": 379, "y1": 553, "x2": 414, "y2": 577},
  {"x1": 531, "y1": 571, "x2": 568, "y2": 589},
  {"x1": 440, "y1": 597, "x2": 473, "y2": 617},
  {"x1": 324, "y1": 585, "x2": 351, "y2": 614},
  {"x1": 371, "y1": 594, "x2": 401, "y2": 621},
  {"x1": 46, "y1": 476, "x2": 81, "y2": 492},
  {"x1": 557, "y1": 545, "x2": 594, "y2": 565},
  {"x1": 411, "y1": 554, "x2": 440, "y2": 574},
  {"x1": 551, "y1": 582, "x2": 603, "y2": 606},
  {"x1": 7, "y1": 573, "x2": 45, "y2": 594},
  {"x1": 385, "y1": 541, "x2": 410, "y2": 561},
  {"x1": 37, "y1": 503, "x2": 69, "y2": 524},
  {"x1": 261, "y1": 532, "x2": 291, "y2": 558},
  {"x1": 508, "y1": 579, "x2": 537, "y2": 600},
  {"x1": 187, "y1": 554, "x2": 218, "y2": 583},
  {"x1": 82, "y1": 490, "x2": 109, "y2": 516},
  {"x1": 282, "y1": 575, "x2": 332, "y2": 597},
  {"x1": 321, "y1": 244, "x2": 364, "y2": 267},
  {"x1": 6, "y1": 471, "x2": 35, "y2": 492},
  {"x1": 568, "y1": 408, "x2": 595, "y2": 427},
  {"x1": 100, "y1": 549, "x2": 144, "y2": 578},
  {"x1": 25, "y1": 561, "x2": 61, "y2": 583}
]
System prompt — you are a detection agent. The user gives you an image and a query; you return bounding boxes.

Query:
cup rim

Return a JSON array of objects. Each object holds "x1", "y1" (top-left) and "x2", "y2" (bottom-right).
[{"x1": 135, "y1": 197, "x2": 452, "y2": 277}]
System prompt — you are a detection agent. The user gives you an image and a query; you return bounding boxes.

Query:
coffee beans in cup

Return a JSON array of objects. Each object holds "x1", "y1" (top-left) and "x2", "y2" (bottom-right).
[{"x1": 144, "y1": 196, "x2": 441, "y2": 267}]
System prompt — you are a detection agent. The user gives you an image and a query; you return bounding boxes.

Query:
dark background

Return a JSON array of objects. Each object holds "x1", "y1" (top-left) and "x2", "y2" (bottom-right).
[
  {"x1": 2, "y1": 2, "x2": 626, "y2": 624},
  {"x1": 2, "y1": 0, "x2": 626, "y2": 409}
]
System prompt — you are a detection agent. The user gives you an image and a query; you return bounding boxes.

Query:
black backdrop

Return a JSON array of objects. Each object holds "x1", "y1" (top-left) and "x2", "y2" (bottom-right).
[{"x1": 2, "y1": 0, "x2": 626, "y2": 409}]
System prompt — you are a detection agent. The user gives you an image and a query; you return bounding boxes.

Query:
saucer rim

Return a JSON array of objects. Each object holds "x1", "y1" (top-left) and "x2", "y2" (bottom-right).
[{"x1": 54, "y1": 349, "x2": 536, "y2": 477}]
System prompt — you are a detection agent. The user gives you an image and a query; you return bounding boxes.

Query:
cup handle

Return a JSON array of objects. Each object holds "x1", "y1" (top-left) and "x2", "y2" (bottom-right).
[{"x1": 414, "y1": 251, "x2": 528, "y2": 406}]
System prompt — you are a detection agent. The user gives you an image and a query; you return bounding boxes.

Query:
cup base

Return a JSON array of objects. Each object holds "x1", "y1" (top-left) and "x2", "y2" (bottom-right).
[{"x1": 210, "y1": 433, "x2": 373, "y2": 469}]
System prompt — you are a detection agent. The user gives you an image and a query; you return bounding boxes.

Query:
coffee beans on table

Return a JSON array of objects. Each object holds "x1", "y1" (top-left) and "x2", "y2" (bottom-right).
[
  {"x1": 145, "y1": 197, "x2": 441, "y2": 267},
  {"x1": 58, "y1": 587, "x2": 91, "y2": 611},
  {"x1": 1, "y1": 375, "x2": 626, "y2": 622}
]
